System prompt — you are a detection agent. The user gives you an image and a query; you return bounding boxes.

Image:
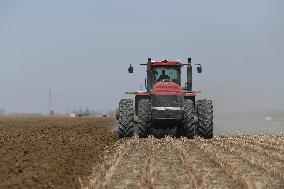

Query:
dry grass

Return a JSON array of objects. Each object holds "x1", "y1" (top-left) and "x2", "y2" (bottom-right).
[
  {"x1": 194, "y1": 139, "x2": 263, "y2": 189},
  {"x1": 169, "y1": 137, "x2": 210, "y2": 189},
  {"x1": 219, "y1": 136, "x2": 284, "y2": 162},
  {"x1": 139, "y1": 137, "x2": 155, "y2": 189},
  {"x1": 83, "y1": 133, "x2": 284, "y2": 189},
  {"x1": 212, "y1": 136, "x2": 284, "y2": 179},
  {"x1": 82, "y1": 137, "x2": 139, "y2": 189},
  {"x1": 234, "y1": 134, "x2": 284, "y2": 151}
]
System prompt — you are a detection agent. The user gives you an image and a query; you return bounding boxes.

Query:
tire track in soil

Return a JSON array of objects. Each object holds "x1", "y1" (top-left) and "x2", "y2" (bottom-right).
[{"x1": 195, "y1": 139, "x2": 284, "y2": 189}]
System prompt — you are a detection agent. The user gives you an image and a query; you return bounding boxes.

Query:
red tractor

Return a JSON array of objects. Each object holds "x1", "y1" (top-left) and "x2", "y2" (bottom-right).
[{"x1": 116, "y1": 58, "x2": 213, "y2": 139}]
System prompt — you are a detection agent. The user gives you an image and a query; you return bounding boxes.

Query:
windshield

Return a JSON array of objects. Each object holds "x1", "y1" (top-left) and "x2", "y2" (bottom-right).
[{"x1": 153, "y1": 67, "x2": 179, "y2": 83}]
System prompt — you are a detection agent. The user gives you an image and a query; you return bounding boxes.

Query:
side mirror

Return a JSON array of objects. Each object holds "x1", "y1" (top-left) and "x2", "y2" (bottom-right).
[
  {"x1": 196, "y1": 64, "x2": 202, "y2": 73},
  {"x1": 128, "y1": 64, "x2": 133, "y2": 73}
]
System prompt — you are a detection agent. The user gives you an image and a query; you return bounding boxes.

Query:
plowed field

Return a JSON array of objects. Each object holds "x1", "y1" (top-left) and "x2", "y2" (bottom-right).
[
  {"x1": 1, "y1": 118, "x2": 284, "y2": 189},
  {"x1": 84, "y1": 134, "x2": 284, "y2": 189},
  {"x1": 0, "y1": 117, "x2": 117, "y2": 189}
]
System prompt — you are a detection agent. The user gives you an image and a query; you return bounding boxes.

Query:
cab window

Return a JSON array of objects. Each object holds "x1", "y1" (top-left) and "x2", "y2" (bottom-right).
[{"x1": 153, "y1": 67, "x2": 179, "y2": 84}]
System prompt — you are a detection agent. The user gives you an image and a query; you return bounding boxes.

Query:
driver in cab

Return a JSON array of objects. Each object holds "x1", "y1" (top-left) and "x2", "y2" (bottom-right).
[{"x1": 157, "y1": 70, "x2": 171, "y2": 82}]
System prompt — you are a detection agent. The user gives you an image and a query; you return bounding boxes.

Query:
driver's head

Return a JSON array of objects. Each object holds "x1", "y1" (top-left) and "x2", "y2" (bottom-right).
[{"x1": 162, "y1": 70, "x2": 166, "y2": 75}]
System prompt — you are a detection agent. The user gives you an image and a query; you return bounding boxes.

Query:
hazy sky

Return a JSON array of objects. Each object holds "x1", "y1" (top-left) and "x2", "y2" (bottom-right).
[{"x1": 0, "y1": 0, "x2": 284, "y2": 113}]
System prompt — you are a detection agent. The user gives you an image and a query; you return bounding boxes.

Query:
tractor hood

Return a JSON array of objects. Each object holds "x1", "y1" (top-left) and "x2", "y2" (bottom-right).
[{"x1": 151, "y1": 82, "x2": 183, "y2": 96}]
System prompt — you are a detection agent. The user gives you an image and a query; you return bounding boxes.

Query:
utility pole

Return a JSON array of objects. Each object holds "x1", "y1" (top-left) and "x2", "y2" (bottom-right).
[{"x1": 48, "y1": 88, "x2": 54, "y2": 115}]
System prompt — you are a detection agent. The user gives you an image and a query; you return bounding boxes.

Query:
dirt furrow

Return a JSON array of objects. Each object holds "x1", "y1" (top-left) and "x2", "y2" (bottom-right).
[
  {"x1": 211, "y1": 138, "x2": 284, "y2": 180},
  {"x1": 195, "y1": 139, "x2": 284, "y2": 189},
  {"x1": 0, "y1": 117, "x2": 118, "y2": 189}
]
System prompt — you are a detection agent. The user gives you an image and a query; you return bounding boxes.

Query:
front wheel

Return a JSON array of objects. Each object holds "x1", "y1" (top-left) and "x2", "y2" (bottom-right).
[{"x1": 197, "y1": 99, "x2": 213, "y2": 139}]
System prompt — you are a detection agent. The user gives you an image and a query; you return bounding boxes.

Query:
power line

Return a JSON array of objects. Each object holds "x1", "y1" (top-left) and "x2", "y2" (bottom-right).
[{"x1": 48, "y1": 88, "x2": 54, "y2": 115}]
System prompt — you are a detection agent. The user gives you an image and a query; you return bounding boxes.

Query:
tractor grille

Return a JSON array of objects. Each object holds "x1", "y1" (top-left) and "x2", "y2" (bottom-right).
[
  {"x1": 152, "y1": 109, "x2": 183, "y2": 120},
  {"x1": 151, "y1": 95, "x2": 183, "y2": 107}
]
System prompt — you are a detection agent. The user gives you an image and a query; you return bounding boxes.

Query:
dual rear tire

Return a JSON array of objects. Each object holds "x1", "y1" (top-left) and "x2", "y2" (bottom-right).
[
  {"x1": 117, "y1": 98, "x2": 151, "y2": 138},
  {"x1": 183, "y1": 99, "x2": 196, "y2": 138},
  {"x1": 137, "y1": 99, "x2": 151, "y2": 138},
  {"x1": 183, "y1": 99, "x2": 213, "y2": 139},
  {"x1": 117, "y1": 98, "x2": 213, "y2": 139},
  {"x1": 196, "y1": 99, "x2": 213, "y2": 139},
  {"x1": 117, "y1": 99, "x2": 134, "y2": 138}
]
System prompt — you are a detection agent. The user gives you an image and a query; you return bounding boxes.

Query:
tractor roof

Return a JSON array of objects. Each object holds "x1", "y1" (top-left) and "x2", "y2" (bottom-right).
[{"x1": 151, "y1": 60, "x2": 182, "y2": 67}]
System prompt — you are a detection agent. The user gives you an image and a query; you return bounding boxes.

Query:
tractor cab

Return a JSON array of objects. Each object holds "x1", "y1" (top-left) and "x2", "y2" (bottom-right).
[
  {"x1": 143, "y1": 59, "x2": 183, "y2": 92},
  {"x1": 150, "y1": 60, "x2": 182, "y2": 87},
  {"x1": 128, "y1": 58, "x2": 202, "y2": 92}
]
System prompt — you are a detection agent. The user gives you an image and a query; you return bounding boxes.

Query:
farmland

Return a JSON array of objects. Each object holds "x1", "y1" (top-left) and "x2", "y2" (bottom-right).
[
  {"x1": 0, "y1": 117, "x2": 117, "y2": 189},
  {"x1": 84, "y1": 134, "x2": 284, "y2": 189},
  {"x1": 1, "y1": 117, "x2": 284, "y2": 189}
]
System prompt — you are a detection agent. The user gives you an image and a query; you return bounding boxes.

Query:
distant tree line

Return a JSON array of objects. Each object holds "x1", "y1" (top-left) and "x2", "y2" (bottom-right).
[
  {"x1": 70, "y1": 107, "x2": 116, "y2": 117},
  {"x1": 0, "y1": 108, "x2": 5, "y2": 115}
]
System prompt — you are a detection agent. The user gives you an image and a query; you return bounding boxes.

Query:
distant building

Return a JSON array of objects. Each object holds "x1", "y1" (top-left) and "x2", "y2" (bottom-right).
[
  {"x1": 265, "y1": 116, "x2": 272, "y2": 121},
  {"x1": 70, "y1": 113, "x2": 79, "y2": 118}
]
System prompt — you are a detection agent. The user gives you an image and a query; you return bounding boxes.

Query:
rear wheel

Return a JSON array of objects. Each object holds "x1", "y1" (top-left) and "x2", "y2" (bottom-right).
[
  {"x1": 117, "y1": 99, "x2": 134, "y2": 138},
  {"x1": 197, "y1": 99, "x2": 213, "y2": 139},
  {"x1": 183, "y1": 99, "x2": 196, "y2": 138},
  {"x1": 137, "y1": 99, "x2": 151, "y2": 138}
]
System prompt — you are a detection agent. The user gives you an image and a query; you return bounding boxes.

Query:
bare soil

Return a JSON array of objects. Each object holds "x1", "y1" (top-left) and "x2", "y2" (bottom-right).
[{"x1": 0, "y1": 117, "x2": 117, "y2": 189}]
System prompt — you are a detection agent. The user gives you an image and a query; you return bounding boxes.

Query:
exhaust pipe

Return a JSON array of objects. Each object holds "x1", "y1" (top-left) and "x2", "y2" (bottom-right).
[
  {"x1": 187, "y1": 58, "x2": 192, "y2": 91},
  {"x1": 147, "y1": 58, "x2": 151, "y2": 92}
]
